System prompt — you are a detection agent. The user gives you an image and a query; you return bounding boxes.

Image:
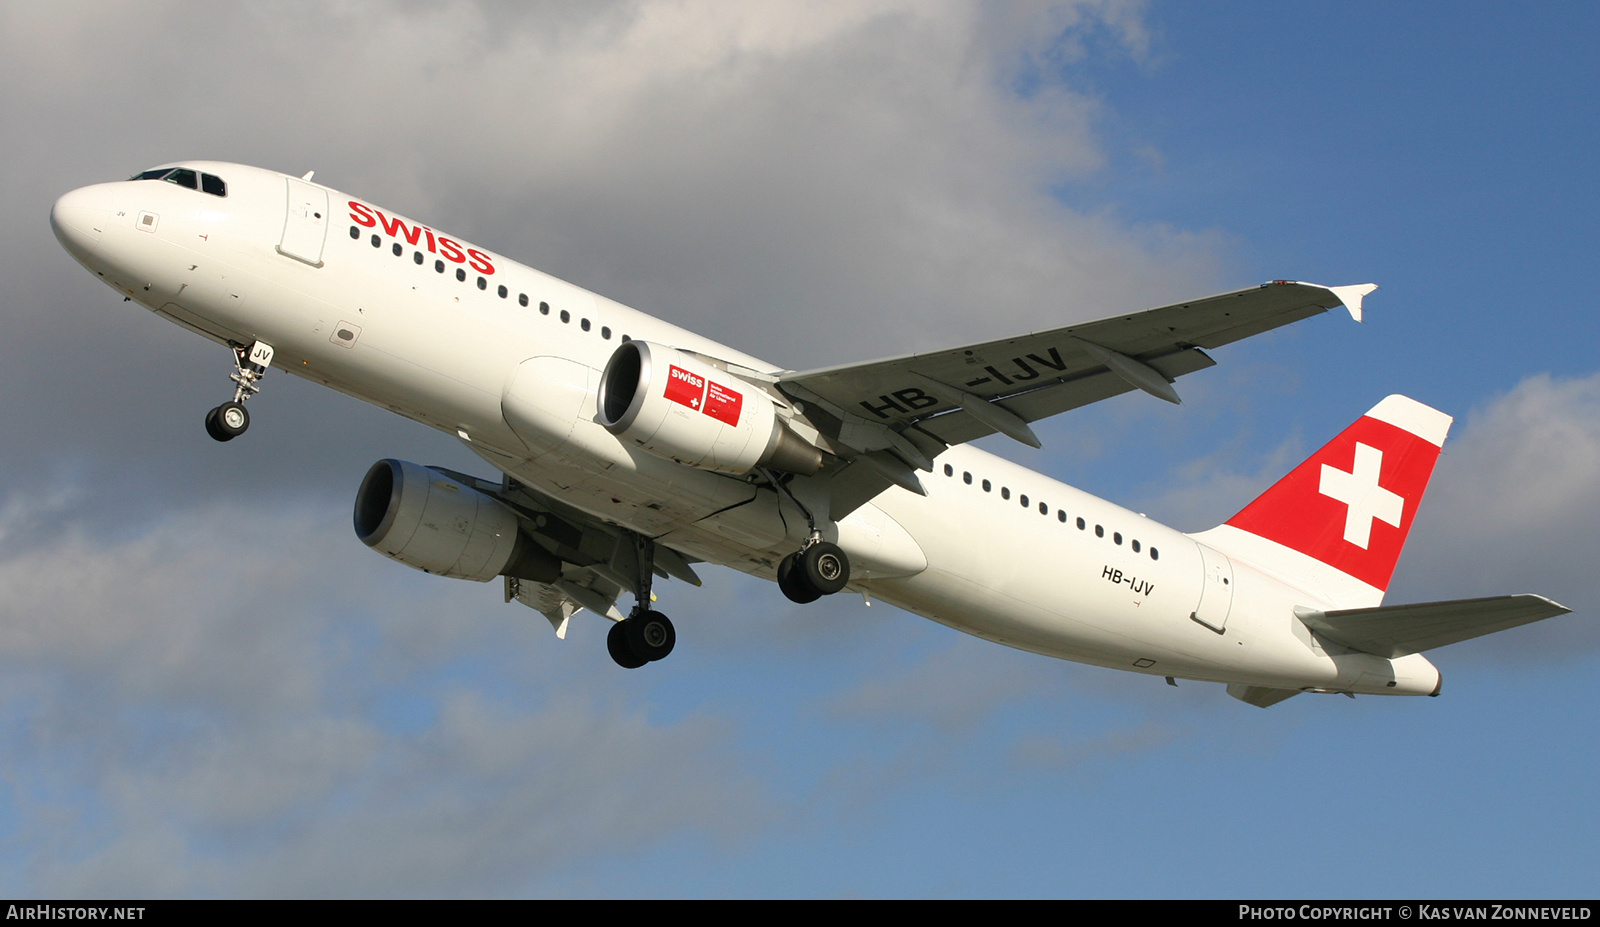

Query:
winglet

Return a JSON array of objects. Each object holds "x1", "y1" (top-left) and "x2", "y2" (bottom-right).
[{"x1": 1326, "y1": 283, "x2": 1378, "y2": 322}]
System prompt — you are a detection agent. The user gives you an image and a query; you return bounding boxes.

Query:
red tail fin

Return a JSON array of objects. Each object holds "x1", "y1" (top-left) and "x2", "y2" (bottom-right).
[{"x1": 1222, "y1": 395, "x2": 1451, "y2": 593}]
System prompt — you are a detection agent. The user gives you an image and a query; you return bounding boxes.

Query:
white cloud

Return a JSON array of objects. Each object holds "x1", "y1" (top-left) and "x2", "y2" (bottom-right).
[
  {"x1": 0, "y1": 500, "x2": 769, "y2": 897},
  {"x1": 1394, "y1": 372, "x2": 1600, "y2": 655},
  {"x1": 7, "y1": 1, "x2": 1218, "y2": 365},
  {"x1": 2, "y1": 0, "x2": 1223, "y2": 500}
]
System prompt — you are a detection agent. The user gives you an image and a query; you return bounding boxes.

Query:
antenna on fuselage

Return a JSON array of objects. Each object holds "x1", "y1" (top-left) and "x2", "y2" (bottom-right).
[{"x1": 301, "y1": 170, "x2": 315, "y2": 181}]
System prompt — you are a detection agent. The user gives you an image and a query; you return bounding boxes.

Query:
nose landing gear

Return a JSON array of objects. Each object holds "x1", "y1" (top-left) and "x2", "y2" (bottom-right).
[{"x1": 206, "y1": 341, "x2": 273, "y2": 442}]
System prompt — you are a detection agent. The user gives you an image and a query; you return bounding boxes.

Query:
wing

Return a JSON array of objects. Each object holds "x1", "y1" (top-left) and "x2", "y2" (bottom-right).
[
  {"x1": 432, "y1": 467, "x2": 701, "y2": 636},
  {"x1": 1295, "y1": 594, "x2": 1573, "y2": 658},
  {"x1": 507, "y1": 567, "x2": 627, "y2": 638},
  {"x1": 778, "y1": 281, "x2": 1375, "y2": 499}
]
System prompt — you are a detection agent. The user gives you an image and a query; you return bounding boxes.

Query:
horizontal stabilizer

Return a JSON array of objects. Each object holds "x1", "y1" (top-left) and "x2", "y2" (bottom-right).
[{"x1": 1295, "y1": 594, "x2": 1572, "y2": 658}]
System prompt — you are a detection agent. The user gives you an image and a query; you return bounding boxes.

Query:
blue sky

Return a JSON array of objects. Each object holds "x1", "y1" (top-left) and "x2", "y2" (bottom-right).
[{"x1": 0, "y1": 1, "x2": 1596, "y2": 898}]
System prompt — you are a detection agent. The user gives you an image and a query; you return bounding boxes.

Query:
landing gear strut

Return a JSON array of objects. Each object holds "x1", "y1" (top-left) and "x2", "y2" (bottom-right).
[
  {"x1": 759, "y1": 467, "x2": 852, "y2": 604},
  {"x1": 206, "y1": 341, "x2": 273, "y2": 442},
  {"x1": 608, "y1": 532, "x2": 677, "y2": 669}
]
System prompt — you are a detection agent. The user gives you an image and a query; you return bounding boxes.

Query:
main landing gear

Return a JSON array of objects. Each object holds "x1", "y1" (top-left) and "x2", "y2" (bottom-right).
[
  {"x1": 777, "y1": 540, "x2": 850, "y2": 604},
  {"x1": 205, "y1": 341, "x2": 274, "y2": 442},
  {"x1": 607, "y1": 610, "x2": 676, "y2": 669},
  {"x1": 608, "y1": 533, "x2": 677, "y2": 669},
  {"x1": 756, "y1": 466, "x2": 853, "y2": 605}
]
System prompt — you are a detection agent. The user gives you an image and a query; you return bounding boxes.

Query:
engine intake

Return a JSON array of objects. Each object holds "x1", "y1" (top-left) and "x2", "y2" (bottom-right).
[
  {"x1": 354, "y1": 459, "x2": 560, "y2": 583},
  {"x1": 597, "y1": 340, "x2": 822, "y2": 475}
]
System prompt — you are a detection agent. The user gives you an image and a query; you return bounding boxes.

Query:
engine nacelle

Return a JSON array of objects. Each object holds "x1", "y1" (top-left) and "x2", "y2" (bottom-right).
[
  {"x1": 353, "y1": 459, "x2": 560, "y2": 583},
  {"x1": 597, "y1": 340, "x2": 822, "y2": 475}
]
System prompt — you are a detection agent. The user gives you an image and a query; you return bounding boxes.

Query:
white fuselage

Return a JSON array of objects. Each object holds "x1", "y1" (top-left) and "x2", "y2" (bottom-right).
[{"x1": 50, "y1": 162, "x2": 1439, "y2": 696}]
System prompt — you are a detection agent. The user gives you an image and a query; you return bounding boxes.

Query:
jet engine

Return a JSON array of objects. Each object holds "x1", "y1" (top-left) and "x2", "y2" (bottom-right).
[
  {"x1": 597, "y1": 340, "x2": 822, "y2": 475},
  {"x1": 353, "y1": 459, "x2": 561, "y2": 583}
]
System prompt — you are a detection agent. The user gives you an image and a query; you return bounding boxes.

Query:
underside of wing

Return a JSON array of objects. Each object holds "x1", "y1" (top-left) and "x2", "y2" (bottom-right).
[
  {"x1": 432, "y1": 467, "x2": 702, "y2": 634},
  {"x1": 508, "y1": 567, "x2": 627, "y2": 637},
  {"x1": 1295, "y1": 594, "x2": 1573, "y2": 658}
]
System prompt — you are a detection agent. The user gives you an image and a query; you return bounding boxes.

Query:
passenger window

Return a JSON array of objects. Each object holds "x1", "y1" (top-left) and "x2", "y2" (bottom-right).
[
  {"x1": 1057, "y1": 510, "x2": 1066, "y2": 522},
  {"x1": 371, "y1": 235, "x2": 381, "y2": 248},
  {"x1": 1001, "y1": 487, "x2": 1010, "y2": 500},
  {"x1": 1039, "y1": 502, "x2": 1048, "y2": 515},
  {"x1": 413, "y1": 252, "x2": 423, "y2": 264},
  {"x1": 1019, "y1": 494, "x2": 1028, "y2": 507},
  {"x1": 349, "y1": 226, "x2": 360, "y2": 239},
  {"x1": 581, "y1": 318, "x2": 591, "y2": 331},
  {"x1": 963, "y1": 472, "x2": 972, "y2": 485},
  {"x1": 201, "y1": 173, "x2": 226, "y2": 197},
  {"x1": 1095, "y1": 525, "x2": 1104, "y2": 538},
  {"x1": 519, "y1": 293, "x2": 529, "y2": 307},
  {"x1": 1132, "y1": 540, "x2": 1141, "y2": 553},
  {"x1": 602, "y1": 326, "x2": 612, "y2": 339},
  {"x1": 560, "y1": 310, "x2": 570, "y2": 323},
  {"x1": 1113, "y1": 532, "x2": 1122, "y2": 545},
  {"x1": 1151, "y1": 548, "x2": 1159, "y2": 561},
  {"x1": 982, "y1": 479, "x2": 991, "y2": 492},
  {"x1": 392, "y1": 243, "x2": 402, "y2": 257},
  {"x1": 540, "y1": 302, "x2": 550, "y2": 316},
  {"x1": 456, "y1": 268, "x2": 466, "y2": 282},
  {"x1": 498, "y1": 285, "x2": 508, "y2": 298},
  {"x1": 477, "y1": 276, "x2": 487, "y2": 290},
  {"x1": 1077, "y1": 517, "x2": 1086, "y2": 530},
  {"x1": 943, "y1": 464, "x2": 953, "y2": 477}
]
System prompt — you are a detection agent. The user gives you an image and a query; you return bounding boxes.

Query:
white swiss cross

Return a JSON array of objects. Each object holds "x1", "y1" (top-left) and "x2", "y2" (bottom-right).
[{"x1": 1318, "y1": 442, "x2": 1404, "y2": 549}]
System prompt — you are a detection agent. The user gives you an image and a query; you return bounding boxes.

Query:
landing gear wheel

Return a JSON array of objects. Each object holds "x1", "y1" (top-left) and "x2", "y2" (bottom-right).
[
  {"x1": 203, "y1": 407, "x2": 232, "y2": 443},
  {"x1": 778, "y1": 552, "x2": 822, "y2": 604},
  {"x1": 799, "y1": 541, "x2": 849, "y2": 595},
  {"x1": 607, "y1": 620, "x2": 648, "y2": 669},
  {"x1": 209, "y1": 401, "x2": 249, "y2": 440},
  {"x1": 624, "y1": 610, "x2": 676, "y2": 662},
  {"x1": 207, "y1": 341, "x2": 272, "y2": 443}
]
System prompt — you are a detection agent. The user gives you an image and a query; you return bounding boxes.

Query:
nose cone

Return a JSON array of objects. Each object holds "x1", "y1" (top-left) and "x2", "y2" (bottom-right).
[{"x1": 51, "y1": 184, "x2": 113, "y2": 261}]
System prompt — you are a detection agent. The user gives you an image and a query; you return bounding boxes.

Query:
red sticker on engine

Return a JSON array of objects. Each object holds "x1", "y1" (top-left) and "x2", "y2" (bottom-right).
[
  {"x1": 664, "y1": 365, "x2": 706, "y2": 411},
  {"x1": 704, "y1": 380, "x2": 743, "y2": 426}
]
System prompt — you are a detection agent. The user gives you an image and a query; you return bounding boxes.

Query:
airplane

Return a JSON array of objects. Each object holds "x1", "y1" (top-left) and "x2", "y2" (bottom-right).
[{"x1": 48, "y1": 161, "x2": 1573, "y2": 707}]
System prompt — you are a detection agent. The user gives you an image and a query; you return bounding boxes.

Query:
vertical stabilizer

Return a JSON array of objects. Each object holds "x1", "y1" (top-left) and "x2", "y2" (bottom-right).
[{"x1": 1193, "y1": 396, "x2": 1451, "y2": 609}]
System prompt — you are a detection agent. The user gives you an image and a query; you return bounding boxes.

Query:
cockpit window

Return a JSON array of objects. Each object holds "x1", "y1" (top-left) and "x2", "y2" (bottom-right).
[{"x1": 129, "y1": 166, "x2": 227, "y2": 197}]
